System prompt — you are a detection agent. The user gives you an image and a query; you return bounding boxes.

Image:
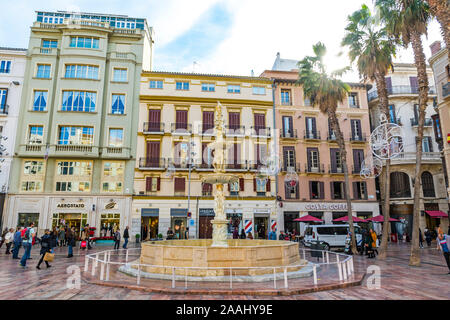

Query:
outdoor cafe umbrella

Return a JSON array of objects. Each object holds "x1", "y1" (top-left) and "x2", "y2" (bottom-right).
[
  {"x1": 367, "y1": 215, "x2": 400, "y2": 222},
  {"x1": 293, "y1": 215, "x2": 323, "y2": 223},
  {"x1": 332, "y1": 216, "x2": 368, "y2": 223}
]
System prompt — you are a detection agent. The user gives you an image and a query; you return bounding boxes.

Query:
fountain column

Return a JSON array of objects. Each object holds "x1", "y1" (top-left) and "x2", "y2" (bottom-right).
[{"x1": 211, "y1": 183, "x2": 229, "y2": 247}]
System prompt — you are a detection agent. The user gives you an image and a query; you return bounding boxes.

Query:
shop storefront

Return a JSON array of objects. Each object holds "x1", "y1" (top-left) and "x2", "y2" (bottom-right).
[
  {"x1": 141, "y1": 208, "x2": 159, "y2": 240},
  {"x1": 390, "y1": 204, "x2": 413, "y2": 238},
  {"x1": 52, "y1": 212, "x2": 87, "y2": 236},
  {"x1": 18, "y1": 212, "x2": 40, "y2": 228},
  {"x1": 199, "y1": 208, "x2": 214, "y2": 239},
  {"x1": 170, "y1": 208, "x2": 188, "y2": 239},
  {"x1": 254, "y1": 209, "x2": 270, "y2": 239},
  {"x1": 283, "y1": 211, "x2": 299, "y2": 234},
  {"x1": 226, "y1": 209, "x2": 243, "y2": 235}
]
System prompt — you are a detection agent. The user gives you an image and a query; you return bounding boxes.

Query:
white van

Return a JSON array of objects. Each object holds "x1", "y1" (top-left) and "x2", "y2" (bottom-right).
[{"x1": 303, "y1": 224, "x2": 363, "y2": 251}]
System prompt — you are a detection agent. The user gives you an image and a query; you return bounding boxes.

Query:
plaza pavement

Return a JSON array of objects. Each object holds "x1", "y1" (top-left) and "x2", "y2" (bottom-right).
[{"x1": 0, "y1": 241, "x2": 448, "y2": 300}]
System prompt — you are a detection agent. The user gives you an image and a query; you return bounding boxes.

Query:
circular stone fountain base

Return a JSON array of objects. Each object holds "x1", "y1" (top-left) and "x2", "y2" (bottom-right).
[{"x1": 119, "y1": 239, "x2": 312, "y2": 281}]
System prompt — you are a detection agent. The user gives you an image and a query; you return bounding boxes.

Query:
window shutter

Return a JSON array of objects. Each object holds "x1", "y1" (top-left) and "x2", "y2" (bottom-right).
[
  {"x1": 312, "y1": 117, "x2": 317, "y2": 134},
  {"x1": 253, "y1": 178, "x2": 257, "y2": 192},
  {"x1": 353, "y1": 182, "x2": 358, "y2": 199},
  {"x1": 266, "y1": 179, "x2": 271, "y2": 192},
  {"x1": 309, "y1": 181, "x2": 313, "y2": 199},
  {"x1": 351, "y1": 120, "x2": 356, "y2": 139},
  {"x1": 330, "y1": 182, "x2": 335, "y2": 199},
  {"x1": 363, "y1": 182, "x2": 368, "y2": 200},
  {"x1": 285, "y1": 182, "x2": 289, "y2": 199},
  {"x1": 295, "y1": 184, "x2": 299, "y2": 199},
  {"x1": 428, "y1": 137, "x2": 433, "y2": 152},
  {"x1": 319, "y1": 182, "x2": 324, "y2": 199},
  {"x1": 146, "y1": 177, "x2": 152, "y2": 192},
  {"x1": 157, "y1": 177, "x2": 160, "y2": 191},
  {"x1": 385, "y1": 77, "x2": 392, "y2": 93},
  {"x1": 307, "y1": 148, "x2": 312, "y2": 171},
  {"x1": 330, "y1": 149, "x2": 338, "y2": 172},
  {"x1": 409, "y1": 76, "x2": 418, "y2": 93},
  {"x1": 239, "y1": 178, "x2": 244, "y2": 191}
]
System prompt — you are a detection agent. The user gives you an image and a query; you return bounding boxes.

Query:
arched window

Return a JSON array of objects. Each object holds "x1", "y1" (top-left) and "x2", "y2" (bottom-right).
[
  {"x1": 421, "y1": 171, "x2": 435, "y2": 197},
  {"x1": 390, "y1": 172, "x2": 411, "y2": 198}
]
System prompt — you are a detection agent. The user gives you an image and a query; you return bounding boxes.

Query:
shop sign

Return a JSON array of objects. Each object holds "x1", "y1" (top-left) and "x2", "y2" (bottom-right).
[
  {"x1": 199, "y1": 208, "x2": 215, "y2": 217},
  {"x1": 253, "y1": 208, "x2": 270, "y2": 214},
  {"x1": 105, "y1": 201, "x2": 117, "y2": 210},
  {"x1": 56, "y1": 203, "x2": 85, "y2": 209},
  {"x1": 305, "y1": 203, "x2": 352, "y2": 211}
]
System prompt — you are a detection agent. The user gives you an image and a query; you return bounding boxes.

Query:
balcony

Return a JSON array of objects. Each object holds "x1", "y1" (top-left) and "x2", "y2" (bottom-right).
[
  {"x1": 202, "y1": 190, "x2": 213, "y2": 196},
  {"x1": 143, "y1": 122, "x2": 164, "y2": 134},
  {"x1": 55, "y1": 144, "x2": 93, "y2": 153},
  {"x1": 350, "y1": 133, "x2": 367, "y2": 143},
  {"x1": 167, "y1": 158, "x2": 192, "y2": 171},
  {"x1": 392, "y1": 152, "x2": 441, "y2": 163},
  {"x1": 328, "y1": 165, "x2": 344, "y2": 174},
  {"x1": 196, "y1": 162, "x2": 214, "y2": 171},
  {"x1": 368, "y1": 85, "x2": 436, "y2": 101},
  {"x1": 248, "y1": 161, "x2": 267, "y2": 172},
  {"x1": 250, "y1": 126, "x2": 271, "y2": 137},
  {"x1": 171, "y1": 123, "x2": 192, "y2": 135},
  {"x1": 410, "y1": 118, "x2": 433, "y2": 127},
  {"x1": 198, "y1": 124, "x2": 214, "y2": 136},
  {"x1": 280, "y1": 129, "x2": 298, "y2": 139},
  {"x1": 327, "y1": 133, "x2": 338, "y2": 142},
  {"x1": 443, "y1": 82, "x2": 450, "y2": 98},
  {"x1": 24, "y1": 144, "x2": 43, "y2": 152},
  {"x1": 105, "y1": 147, "x2": 123, "y2": 154},
  {"x1": 282, "y1": 162, "x2": 301, "y2": 173},
  {"x1": 304, "y1": 163, "x2": 325, "y2": 174},
  {"x1": 304, "y1": 130, "x2": 321, "y2": 140},
  {"x1": 281, "y1": 99, "x2": 292, "y2": 106},
  {"x1": 138, "y1": 157, "x2": 166, "y2": 170},
  {"x1": 225, "y1": 162, "x2": 248, "y2": 171},
  {"x1": 0, "y1": 104, "x2": 8, "y2": 115},
  {"x1": 225, "y1": 125, "x2": 245, "y2": 136}
]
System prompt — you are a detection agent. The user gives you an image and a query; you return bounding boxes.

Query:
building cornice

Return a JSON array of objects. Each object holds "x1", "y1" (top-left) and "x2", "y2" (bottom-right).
[
  {"x1": 141, "y1": 71, "x2": 272, "y2": 84},
  {"x1": 139, "y1": 95, "x2": 273, "y2": 106}
]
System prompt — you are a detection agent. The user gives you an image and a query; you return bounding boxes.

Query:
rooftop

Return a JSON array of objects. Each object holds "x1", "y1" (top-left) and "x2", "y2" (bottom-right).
[
  {"x1": 142, "y1": 70, "x2": 272, "y2": 82},
  {"x1": 0, "y1": 47, "x2": 27, "y2": 52},
  {"x1": 272, "y1": 52, "x2": 299, "y2": 71}
]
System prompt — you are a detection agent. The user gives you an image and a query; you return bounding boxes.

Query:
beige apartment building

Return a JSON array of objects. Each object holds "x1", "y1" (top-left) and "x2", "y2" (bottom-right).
[
  {"x1": 262, "y1": 53, "x2": 379, "y2": 235},
  {"x1": 3, "y1": 11, "x2": 153, "y2": 236},
  {"x1": 133, "y1": 71, "x2": 276, "y2": 240},
  {"x1": 368, "y1": 62, "x2": 448, "y2": 235}
]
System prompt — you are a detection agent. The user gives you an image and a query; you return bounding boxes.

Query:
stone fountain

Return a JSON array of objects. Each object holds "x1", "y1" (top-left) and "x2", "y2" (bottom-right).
[{"x1": 121, "y1": 102, "x2": 312, "y2": 281}]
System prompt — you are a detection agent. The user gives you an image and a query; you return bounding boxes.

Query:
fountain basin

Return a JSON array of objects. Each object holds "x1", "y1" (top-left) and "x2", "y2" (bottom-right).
[{"x1": 135, "y1": 239, "x2": 306, "y2": 277}]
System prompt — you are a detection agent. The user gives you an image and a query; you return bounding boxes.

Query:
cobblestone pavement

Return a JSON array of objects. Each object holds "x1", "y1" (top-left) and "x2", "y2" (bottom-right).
[{"x1": 0, "y1": 241, "x2": 448, "y2": 300}]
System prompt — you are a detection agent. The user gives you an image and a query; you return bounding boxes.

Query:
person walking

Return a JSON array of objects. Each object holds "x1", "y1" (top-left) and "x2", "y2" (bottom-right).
[
  {"x1": 425, "y1": 228, "x2": 432, "y2": 247},
  {"x1": 20, "y1": 222, "x2": 35, "y2": 268},
  {"x1": 4, "y1": 228, "x2": 14, "y2": 254},
  {"x1": 12, "y1": 227, "x2": 23, "y2": 259},
  {"x1": 122, "y1": 226, "x2": 129, "y2": 249},
  {"x1": 166, "y1": 227, "x2": 174, "y2": 240},
  {"x1": 232, "y1": 227, "x2": 239, "y2": 239},
  {"x1": 239, "y1": 229, "x2": 246, "y2": 239},
  {"x1": 36, "y1": 230, "x2": 52, "y2": 270},
  {"x1": 436, "y1": 232, "x2": 450, "y2": 274},
  {"x1": 247, "y1": 232, "x2": 253, "y2": 240},
  {"x1": 58, "y1": 227, "x2": 65, "y2": 247},
  {"x1": 268, "y1": 228, "x2": 277, "y2": 240},
  {"x1": 66, "y1": 227, "x2": 75, "y2": 258},
  {"x1": 82, "y1": 224, "x2": 92, "y2": 249},
  {"x1": 114, "y1": 228, "x2": 121, "y2": 250},
  {"x1": 419, "y1": 228, "x2": 424, "y2": 249},
  {"x1": 370, "y1": 228, "x2": 378, "y2": 256},
  {"x1": 50, "y1": 228, "x2": 58, "y2": 250},
  {"x1": 0, "y1": 227, "x2": 8, "y2": 248},
  {"x1": 278, "y1": 231, "x2": 285, "y2": 240}
]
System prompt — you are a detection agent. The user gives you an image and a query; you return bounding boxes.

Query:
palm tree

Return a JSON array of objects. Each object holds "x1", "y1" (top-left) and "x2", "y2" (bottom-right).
[
  {"x1": 342, "y1": 4, "x2": 397, "y2": 260},
  {"x1": 297, "y1": 42, "x2": 358, "y2": 254},
  {"x1": 376, "y1": 0, "x2": 432, "y2": 266},
  {"x1": 425, "y1": 0, "x2": 450, "y2": 61}
]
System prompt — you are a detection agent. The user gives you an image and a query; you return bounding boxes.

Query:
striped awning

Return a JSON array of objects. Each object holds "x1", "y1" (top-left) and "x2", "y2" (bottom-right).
[{"x1": 425, "y1": 211, "x2": 448, "y2": 218}]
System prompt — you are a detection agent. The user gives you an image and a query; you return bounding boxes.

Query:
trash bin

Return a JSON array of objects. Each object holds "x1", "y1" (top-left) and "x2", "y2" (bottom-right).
[{"x1": 310, "y1": 241, "x2": 326, "y2": 258}]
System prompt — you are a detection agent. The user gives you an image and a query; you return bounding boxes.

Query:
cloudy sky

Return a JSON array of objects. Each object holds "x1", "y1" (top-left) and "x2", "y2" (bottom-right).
[{"x1": 0, "y1": 0, "x2": 443, "y2": 81}]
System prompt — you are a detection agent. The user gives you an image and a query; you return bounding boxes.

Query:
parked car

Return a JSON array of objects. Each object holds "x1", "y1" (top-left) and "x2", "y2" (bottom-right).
[{"x1": 303, "y1": 224, "x2": 363, "y2": 251}]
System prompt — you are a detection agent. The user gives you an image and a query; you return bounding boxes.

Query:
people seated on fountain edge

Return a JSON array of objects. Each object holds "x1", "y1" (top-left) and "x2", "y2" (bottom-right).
[
  {"x1": 279, "y1": 231, "x2": 286, "y2": 241},
  {"x1": 247, "y1": 232, "x2": 254, "y2": 240}
]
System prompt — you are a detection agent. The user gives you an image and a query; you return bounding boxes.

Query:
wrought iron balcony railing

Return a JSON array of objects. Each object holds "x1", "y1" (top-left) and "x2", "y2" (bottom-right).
[
  {"x1": 305, "y1": 163, "x2": 325, "y2": 173},
  {"x1": 250, "y1": 126, "x2": 271, "y2": 137},
  {"x1": 280, "y1": 129, "x2": 298, "y2": 139},
  {"x1": 304, "y1": 130, "x2": 321, "y2": 140},
  {"x1": 410, "y1": 118, "x2": 433, "y2": 127},
  {"x1": 225, "y1": 125, "x2": 245, "y2": 136},
  {"x1": 350, "y1": 133, "x2": 367, "y2": 142},
  {"x1": 138, "y1": 157, "x2": 166, "y2": 169},
  {"x1": 143, "y1": 122, "x2": 164, "y2": 133},
  {"x1": 171, "y1": 123, "x2": 192, "y2": 134},
  {"x1": 368, "y1": 85, "x2": 436, "y2": 101}
]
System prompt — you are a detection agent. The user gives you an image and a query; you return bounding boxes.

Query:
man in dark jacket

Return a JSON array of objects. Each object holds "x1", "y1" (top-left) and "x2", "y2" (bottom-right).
[
  {"x1": 122, "y1": 226, "x2": 129, "y2": 249},
  {"x1": 12, "y1": 227, "x2": 23, "y2": 259},
  {"x1": 36, "y1": 230, "x2": 52, "y2": 269},
  {"x1": 114, "y1": 228, "x2": 121, "y2": 250}
]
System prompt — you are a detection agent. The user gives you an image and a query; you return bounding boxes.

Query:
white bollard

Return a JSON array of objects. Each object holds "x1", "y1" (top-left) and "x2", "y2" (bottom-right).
[
  {"x1": 347, "y1": 261, "x2": 351, "y2": 277},
  {"x1": 126, "y1": 250, "x2": 129, "y2": 263},
  {"x1": 336, "y1": 254, "x2": 340, "y2": 264},
  {"x1": 84, "y1": 256, "x2": 89, "y2": 272},
  {"x1": 100, "y1": 261, "x2": 105, "y2": 281},
  {"x1": 91, "y1": 258, "x2": 96, "y2": 276},
  {"x1": 284, "y1": 267, "x2": 288, "y2": 289},
  {"x1": 342, "y1": 262, "x2": 348, "y2": 281},
  {"x1": 322, "y1": 251, "x2": 325, "y2": 261},
  {"x1": 273, "y1": 268, "x2": 277, "y2": 289},
  {"x1": 137, "y1": 265, "x2": 141, "y2": 285},
  {"x1": 106, "y1": 252, "x2": 110, "y2": 281},
  {"x1": 94, "y1": 254, "x2": 99, "y2": 268},
  {"x1": 351, "y1": 257, "x2": 354, "y2": 273},
  {"x1": 303, "y1": 249, "x2": 306, "y2": 260},
  {"x1": 172, "y1": 267, "x2": 175, "y2": 288},
  {"x1": 313, "y1": 265, "x2": 317, "y2": 285},
  {"x1": 326, "y1": 251, "x2": 329, "y2": 264},
  {"x1": 337, "y1": 261, "x2": 343, "y2": 281}
]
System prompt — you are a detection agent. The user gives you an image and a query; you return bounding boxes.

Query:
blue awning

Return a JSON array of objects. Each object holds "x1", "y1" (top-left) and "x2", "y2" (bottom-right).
[{"x1": 141, "y1": 208, "x2": 159, "y2": 217}]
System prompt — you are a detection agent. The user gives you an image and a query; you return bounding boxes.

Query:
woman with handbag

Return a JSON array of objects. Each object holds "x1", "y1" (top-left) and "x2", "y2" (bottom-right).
[{"x1": 36, "y1": 229, "x2": 52, "y2": 269}]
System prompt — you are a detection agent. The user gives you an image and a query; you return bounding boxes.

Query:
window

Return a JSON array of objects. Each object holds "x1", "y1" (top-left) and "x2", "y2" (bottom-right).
[
  {"x1": 56, "y1": 161, "x2": 92, "y2": 193},
  {"x1": 33, "y1": 91, "x2": 48, "y2": 111},
  {"x1": 56, "y1": 181, "x2": 90, "y2": 192},
  {"x1": 227, "y1": 85, "x2": 240, "y2": 93},
  {"x1": 58, "y1": 126, "x2": 93, "y2": 145},
  {"x1": 62, "y1": 91, "x2": 96, "y2": 112},
  {"x1": 174, "y1": 177, "x2": 185, "y2": 194},
  {"x1": 281, "y1": 89, "x2": 291, "y2": 105},
  {"x1": 149, "y1": 80, "x2": 163, "y2": 89},
  {"x1": 65, "y1": 65, "x2": 99, "y2": 79},
  {"x1": 103, "y1": 162, "x2": 124, "y2": 177},
  {"x1": 310, "y1": 181, "x2": 324, "y2": 199},
  {"x1": 28, "y1": 126, "x2": 43, "y2": 144},
  {"x1": 102, "y1": 182, "x2": 123, "y2": 193},
  {"x1": 201, "y1": 83, "x2": 215, "y2": 92},
  {"x1": 256, "y1": 178, "x2": 267, "y2": 194},
  {"x1": 23, "y1": 161, "x2": 44, "y2": 175},
  {"x1": 330, "y1": 148, "x2": 342, "y2": 173},
  {"x1": 57, "y1": 161, "x2": 92, "y2": 176},
  {"x1": 111, "y1": 94, "x2": 125, "y2": 114},
  {"x1": 0, "y1": 61, "x2": 11, "y2": 74},
  {"x1": 388, "y1": 105, "x2": 396, "y2": 123},
  {"x1": 390, "y1": 172, "x2": 411, "y2": 198},
  {"x1": 103, "y1": 162, "x2": 124, "y2": 193},
  {"x1": 69, "y1": 36, "x2": 99, "y2": 49},
  {"x1": 36, "y1": 64, "x2": 51, "y2": 78},
  {"x1": 353, "y1": 181, "x2": 367, "y2": 200},
  {"x1": 21, "y1": 181, "x2": 43, "y2": 192},
  {"x1": 282, "y1": 116, "x2": 293, "y2": 137},
  {"x1": 350, "y1": 119, "x2": 362, "y2": 140},
  {"x1": 0, "y1": 89, "x2": 7, "y2": 108},
  {"x1": 285, "y1": 181, "x2": 299, "y2": 199},
  {"x1": 113, "y1": 68, "x2": 127, "y2": 82},
  {"x1": 42, "y1": 39, "x2": 57, "y2": 48},
  {"x1": 109, "y1": 128, "x2": 123, "y2": 147},
  {"x1": 175, "y1": 81, "x2": 189, "y2": 90},
  {"x1": 253, "y1": 86, "x2": 266, "y2": 95},
  {"x1": 230, "y1": 181, "x2": 239, "y2": 196},
  {"x1": 307, "y1": 148, "x2": 319, "y2": 171},
  {"x1": 348, "y1": 92, "x2": 359, "y2": 107},
  {"x1": 283, "y1": 147, "x2": 296, "y2": 170},
  {"x1": 331, "y1": 181, "x2": 345, "y2": 199},
  {"x1": 146, "y1": 177, "x2": 159, "y2": 192},
  {"x1": 421, "y1": 136, "x2": 433, "y2": 153},
  {"x1": 304, "y1": 90, "x2": 311, "y2": 106},
  {"x1": 421, "y1": 171, "x2": 435, "y2": 197}
]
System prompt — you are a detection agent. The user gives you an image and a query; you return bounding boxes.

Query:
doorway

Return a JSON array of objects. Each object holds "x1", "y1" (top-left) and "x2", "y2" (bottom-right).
[
  {"x1": 199, "y1": 216, "x2": 213, "y2": 239},
  {"x1": 171, "y1": 217, "x2": 187, "y2": 239},
  {"x1": 52, "y1": 213, "x2": 87, "y2": 238},
  {"x1": 141, "y1": 216, "x2": 159, "y2": 240},
  {"x1": 254, "y1": 216, "x2": 269, "y2": 239}
]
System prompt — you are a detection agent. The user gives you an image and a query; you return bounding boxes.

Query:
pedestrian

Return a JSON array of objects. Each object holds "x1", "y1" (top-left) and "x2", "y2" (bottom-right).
[
  {"x1": 67, "y1": 227, "x2": 75, "y2": 258},
  {"x1": 278, "y1": 231, "x2": 285, "y2": 241},
  {"x1": 239, "y1": 229, "x2": 246, "y2": 239},
  {"x1": 50, "y1": 228, "x2": 58, "y2": 249},
  {"x1": 36, "y1": 229, "x2": 52, "y2": 270},
  {"x1": 185, "y1": 227, "x2": 189, "y2": 240},
  {"x1": 20, "y1": 222, "x2": 35, "y2": 268},
  {"x1": 0, "y1": 227, "x2": 8, "y2": 248},
  {"x1": 12, "y1": 227, "x2": 23, "y2": 259},
  {"x1": 365, "y1": 230, "x2": 375, "y2": 258},
  {"x1": 82, "y1": 224, "x2": 92, "y2": 249},
  {"x1": 268, "y1": 228, "x2": 277, "y2": 240},
  {"x1": 167, "y1": 227, "x2": 174, "y2": 240},
  {"x1": 246, "y1": 232, "x2": 253, "y2": 240},
  {"x1": 4, "y1": 228, "x2": 14, "y2": 254},
  {"x1": 360, "y1": 230, "x2": 367, "y2": 255},
  {"x1": 232, "y1": 227, "x2": 239, "y2": 239},
  {"x1": 114, "y1": 228, "x2": 121, "y2": 250},
  {"x1": 370, "y1": 228, "x2": 378, "y2": 256},
  {"x1": 123, "y1": 226, "x2": 129, "y2": 249},
  {"x1": 436, "y1": 232, "x2": 450, "y2": 274},
  {"x1": 58, "y1": 226, "x2": 65, "y2": 247},
  {"x1": 419, "y1": 228, "x2": 424, "y2": 249}
]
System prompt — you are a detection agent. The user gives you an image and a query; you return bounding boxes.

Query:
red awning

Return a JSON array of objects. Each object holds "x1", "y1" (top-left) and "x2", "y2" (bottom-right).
[
  {"x1": 333, "y1": 216, "x2": 368, "y2": 223},
  {"x1": 425, "y1": 211, "x2": 448, "y2": 218},
  {"x1": 293, "y1": 215, "x2": 323, "y2": 222},
  {"x1": 367, "y1": 215, "x2": 400, "y2": 222}
]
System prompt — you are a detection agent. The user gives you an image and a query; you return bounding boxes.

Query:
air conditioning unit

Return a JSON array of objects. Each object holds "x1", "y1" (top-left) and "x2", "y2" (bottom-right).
[{"x1": 139, "y1": 191, "x2": 144, "y2": 195}]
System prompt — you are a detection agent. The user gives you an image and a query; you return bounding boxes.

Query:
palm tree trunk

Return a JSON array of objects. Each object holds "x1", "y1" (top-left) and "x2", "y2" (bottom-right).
[
  {"x1": 328, "y1": 109, "x2": 358, "y2": 254},
  {"x1": 374, "y1": 71, "x2": 392, "y2": 260},
  {"x1": 409, "y1": 29, "x2": 429, "y2": 267}
]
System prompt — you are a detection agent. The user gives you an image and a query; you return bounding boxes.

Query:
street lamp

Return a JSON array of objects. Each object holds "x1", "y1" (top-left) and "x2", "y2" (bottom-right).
[{"x1": 187, "y1": 139, "x2": 196, "y2": 238}]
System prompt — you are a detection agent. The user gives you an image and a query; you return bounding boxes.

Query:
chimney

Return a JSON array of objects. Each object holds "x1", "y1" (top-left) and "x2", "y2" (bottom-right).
[
  {"x1": 430, "y1": 41, "x2": 442, "y2": 56},
  {"x1": 276, "y1": 52, "x2": 280, "y2": 59}
]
